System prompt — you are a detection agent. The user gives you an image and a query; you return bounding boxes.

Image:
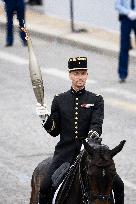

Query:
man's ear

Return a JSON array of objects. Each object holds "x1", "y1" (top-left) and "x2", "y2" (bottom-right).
[
  {"x1": 85, "y1": 71, "x2": 88, "y2": 76},
  {"x1": 69, "y1": 72, "x2": 72, "y2": 80}
]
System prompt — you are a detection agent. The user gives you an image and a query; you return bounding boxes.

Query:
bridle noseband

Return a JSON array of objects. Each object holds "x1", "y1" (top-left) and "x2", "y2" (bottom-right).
[
  {"x1": 89, "y1": 163, "x2": 116, "y2": 203},
  {"x1": 92, "y1": 193, "x2": 113, "y2": 201}
]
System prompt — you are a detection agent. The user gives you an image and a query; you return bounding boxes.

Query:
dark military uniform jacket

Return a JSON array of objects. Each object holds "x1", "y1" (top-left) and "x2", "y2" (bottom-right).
[{"x1": 43, "y1": 87, "x2": 104, "y2": 168}]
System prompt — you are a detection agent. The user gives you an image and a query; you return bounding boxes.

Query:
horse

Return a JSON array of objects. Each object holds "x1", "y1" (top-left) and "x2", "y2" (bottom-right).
[
  {"x1": 30, "y1": 157, "x2": 52, "y2": 204},
  {"x1": 29, "y1": 138, "x2": 126, "y2": 204}
]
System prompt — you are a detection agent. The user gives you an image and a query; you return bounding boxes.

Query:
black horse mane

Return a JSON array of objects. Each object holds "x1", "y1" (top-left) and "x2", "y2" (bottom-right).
[{"x1": 55, "y1": 150, "x2": 87, "y2": 203}]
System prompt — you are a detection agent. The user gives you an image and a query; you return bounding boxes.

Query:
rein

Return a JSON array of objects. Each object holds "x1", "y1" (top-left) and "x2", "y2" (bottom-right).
[
  {"x1": 79, "y1": 151, "x2": 90, "y2": 204},
  {"x1": 55, "y1": 152, "x2": 83, "y2": 203}
]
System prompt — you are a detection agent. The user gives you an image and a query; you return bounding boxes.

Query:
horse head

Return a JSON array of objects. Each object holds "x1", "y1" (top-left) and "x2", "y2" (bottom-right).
[{"x1": 83, "y1": 138, "x2": 126, "y2": 203}]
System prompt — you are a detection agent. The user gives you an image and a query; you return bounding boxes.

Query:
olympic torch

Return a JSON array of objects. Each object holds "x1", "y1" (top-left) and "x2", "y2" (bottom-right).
[{"x1": 21, "y1": 27, "x2": 44, "y2": 106}]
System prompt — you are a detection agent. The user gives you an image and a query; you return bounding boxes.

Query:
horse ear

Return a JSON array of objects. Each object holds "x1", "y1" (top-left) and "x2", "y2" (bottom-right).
[
  {"x1": 83, "y1": 140, "x2": 94, "y2": 155},
  {"x1": 110, "y1": 140, "x2": 126, "y2": 157}
]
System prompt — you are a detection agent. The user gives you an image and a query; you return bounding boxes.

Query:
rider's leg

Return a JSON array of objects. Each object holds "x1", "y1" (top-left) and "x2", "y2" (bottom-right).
[
  {"x1": 39, "y1": 162, "x2": 60, "y2": 204},
  {"x1": 39, "y1": 169, "x2": 54, "y2": 204},
  {"x1": 112, "y1": 174, "x2": 124, "y2": 204}
]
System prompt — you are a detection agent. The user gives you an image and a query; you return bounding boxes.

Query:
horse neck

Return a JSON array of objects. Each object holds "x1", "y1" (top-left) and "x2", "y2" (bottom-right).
[{"x1": 56, "y1": 155, "x2": 84, "y2": 204}]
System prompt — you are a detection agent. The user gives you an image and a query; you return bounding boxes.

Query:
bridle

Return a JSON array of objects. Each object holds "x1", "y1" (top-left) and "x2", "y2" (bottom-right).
[
  {"x1": 91, "y1": 193, "x2": 112, "y2": 201},
  {"x1": 56, "y1": 149, "x2": 116, "y2": 204},
  {"x1": 78, "y1": 151, "x2": 116, "y2": 204}
]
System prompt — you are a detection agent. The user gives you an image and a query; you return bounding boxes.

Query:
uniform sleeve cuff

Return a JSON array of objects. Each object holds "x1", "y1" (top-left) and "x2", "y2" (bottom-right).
[{"x1": 88, "y1": 130, "x2": 99, "y2": 137}]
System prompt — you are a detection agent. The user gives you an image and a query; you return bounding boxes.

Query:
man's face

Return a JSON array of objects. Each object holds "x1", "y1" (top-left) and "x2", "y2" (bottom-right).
[{"x1": 69, "y1": 70, "x2": 88, "y2": 90}]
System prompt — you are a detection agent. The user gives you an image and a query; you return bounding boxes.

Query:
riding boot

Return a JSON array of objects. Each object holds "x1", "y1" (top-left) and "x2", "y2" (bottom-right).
[{"x1": 39, "y1": 193, "x2": 48, "y2": 204}]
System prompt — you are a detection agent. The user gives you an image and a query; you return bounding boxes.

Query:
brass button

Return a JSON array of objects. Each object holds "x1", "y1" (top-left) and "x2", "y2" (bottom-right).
[
  {"x1": 75, "y1": 107, "x2": 78, "y2": 110},
  {"x1": 75, "y1": 122, "x2": 77, "y2": 124},
  {"x1": 75, "y1": 117, "x2": 78, "y2": 120},
  {"x1": 75, "y1": 136, "x2": 78, "y2": 139},
  {"x1": 76, "y1": 103, "x2": 78, "y2": 105},
  {"x1": 75, "y1": 131, "x2": 78, "y2": 134},
  {"x1": 75, "y1": 112, "x2": 78, "y2": 115},
  {"x1": 75, "y1": 126, "x2": 78, "y2": 129},
  {"x1": 76, "y1": 98, "x2": 78, "y2": 100}
]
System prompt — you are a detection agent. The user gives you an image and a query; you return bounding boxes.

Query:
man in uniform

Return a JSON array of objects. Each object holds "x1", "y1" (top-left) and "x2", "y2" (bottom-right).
[
  {"x1": 3, "y1": 0, "x2": 26, "y2": 46},
  {"x1": 36, "y1": 57, "x2": 124, "y2": 204},
  {"x1": 115, "y1": 0, "x2": 136, "y2": 82}
]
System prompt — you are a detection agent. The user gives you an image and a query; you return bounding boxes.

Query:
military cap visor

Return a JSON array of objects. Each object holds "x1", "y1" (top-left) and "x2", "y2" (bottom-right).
[{"x1": 68, "y1": 57, "x2": 87, "y2": 71}]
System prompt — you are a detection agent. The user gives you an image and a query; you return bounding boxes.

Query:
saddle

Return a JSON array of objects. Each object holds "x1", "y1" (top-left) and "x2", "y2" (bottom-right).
[{"x1": 51, "y1": 162, "x2": 70, "y2": 189}]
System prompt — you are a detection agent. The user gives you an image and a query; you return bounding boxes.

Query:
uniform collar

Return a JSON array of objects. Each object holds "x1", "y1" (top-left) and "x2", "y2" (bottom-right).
[{"x1": 70, "y1": 87, "x2": 85, "y2": 96}]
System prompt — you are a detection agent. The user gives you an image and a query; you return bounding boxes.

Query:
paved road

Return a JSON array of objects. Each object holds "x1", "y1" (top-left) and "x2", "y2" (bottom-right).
[{"x1": 0, "y1": 29, "x2": 136, "y2": 203}]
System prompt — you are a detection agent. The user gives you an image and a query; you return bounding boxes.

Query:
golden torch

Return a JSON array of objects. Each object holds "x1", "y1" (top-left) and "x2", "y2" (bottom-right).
[{"x1": 21, "y1": 27, "x2": 44, "y2": 106}]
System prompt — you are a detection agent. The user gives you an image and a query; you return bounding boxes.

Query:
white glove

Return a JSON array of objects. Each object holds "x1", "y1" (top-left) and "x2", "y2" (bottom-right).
[
  {"x1": 128, "y1": 11, "x2": 136, "y2": 20},
  {"x1": 36, "y1": 103, "x2": 50, "y2": 120}
]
